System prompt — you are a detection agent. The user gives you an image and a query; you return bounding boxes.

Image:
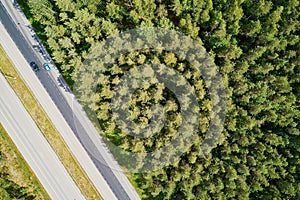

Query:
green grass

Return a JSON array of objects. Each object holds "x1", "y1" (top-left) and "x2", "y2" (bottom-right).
[{"x1": 0, "y1": 45, "x2": 102, "y2": 199}]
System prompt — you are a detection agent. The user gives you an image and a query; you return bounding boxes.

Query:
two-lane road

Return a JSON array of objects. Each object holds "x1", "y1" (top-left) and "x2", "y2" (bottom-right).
[{"x1": 0, "y1": 73, "x2": 85, "y2": 200}]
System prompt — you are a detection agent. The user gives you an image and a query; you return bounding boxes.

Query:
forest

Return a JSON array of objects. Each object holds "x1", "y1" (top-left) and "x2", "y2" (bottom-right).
[{"x1": 20, "y1": 0, "x2": 299, "y2": 199}]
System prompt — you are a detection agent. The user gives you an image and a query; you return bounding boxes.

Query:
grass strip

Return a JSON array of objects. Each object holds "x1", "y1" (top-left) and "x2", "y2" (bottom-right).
[
  {"x1": 0, "y1": 45, "x2": 102, "y2": 200},
  {"x1": 0, "y1": 123, "x2": 51, "y2": 199}
]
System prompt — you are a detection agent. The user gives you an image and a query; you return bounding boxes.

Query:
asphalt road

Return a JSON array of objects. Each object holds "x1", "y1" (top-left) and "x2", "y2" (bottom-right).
[
  {"x1": 0, "y1": 1, "x2": 139, "y2": 199},
  {"x1": 0, "y1": 73, "x2": 85, "y2": 200},
  {"x1": 0, "y1": 21, "x2": 117, "y2": 200}
]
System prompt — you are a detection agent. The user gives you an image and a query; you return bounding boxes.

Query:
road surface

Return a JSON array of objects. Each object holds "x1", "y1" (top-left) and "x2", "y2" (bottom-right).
[
  {"x1": 0, "y1": 73, "x2": 85, "y2": 200},
  {"x1": 0, "y1": 1, "x2": 140, "y2": 199},
  {"x1": 0, "y1": 13, "x2": 116, "y2": 200}
]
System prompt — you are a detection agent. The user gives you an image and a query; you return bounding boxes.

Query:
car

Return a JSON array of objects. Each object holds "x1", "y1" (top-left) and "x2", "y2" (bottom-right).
[
  {"x1": 30, "y1": 61, "x2": 39, "y2": 72},
  {"x1": 43, "y1": 63, "x2": 51, "y2": 71}
]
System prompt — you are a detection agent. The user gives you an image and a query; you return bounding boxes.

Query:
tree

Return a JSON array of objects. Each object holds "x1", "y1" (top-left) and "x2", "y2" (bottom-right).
[{"x1": 23, "y1": 0, "x2": 300, "y2": 199}]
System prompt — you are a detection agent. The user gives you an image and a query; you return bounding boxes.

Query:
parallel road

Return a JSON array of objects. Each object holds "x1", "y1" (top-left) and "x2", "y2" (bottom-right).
[
  {"x1": 0, "y1": 1, "x2": 139, "y2": 199},
  {"x1": 0, "y1": 21, "x2": 117, "y2": 199},
  {"x1": 0, "y1": 21, "x2": 116, "y2": 199},
  {"x1": 0, "y1": 73, "x2": 85, "y2": 200}
]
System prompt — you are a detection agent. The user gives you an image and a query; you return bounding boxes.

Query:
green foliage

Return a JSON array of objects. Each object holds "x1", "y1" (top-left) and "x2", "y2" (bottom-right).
[
  {"x1": 0, "y1": 148, "x2": 35, "y2": 199},
  {"x1": 19, "y1": 0, "x2": 300, "y2": 199}
]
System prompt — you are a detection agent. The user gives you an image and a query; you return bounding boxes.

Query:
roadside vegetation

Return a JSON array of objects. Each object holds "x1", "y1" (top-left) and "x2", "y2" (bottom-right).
[
  {"x1": 19, "y1": 0, "x2": 299, "y2": 199},
  {"x1": 0, "y1": 124, "x2": 50, "y2": 199},
  {"x1": 0, "y1": 46, "x2": 102, "y2": 199}
]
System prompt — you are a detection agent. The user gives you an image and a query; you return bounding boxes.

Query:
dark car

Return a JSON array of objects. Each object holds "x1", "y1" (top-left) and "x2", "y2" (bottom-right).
[{"x1": 30, "y1": 61, "x2": 39, "y2": 72}]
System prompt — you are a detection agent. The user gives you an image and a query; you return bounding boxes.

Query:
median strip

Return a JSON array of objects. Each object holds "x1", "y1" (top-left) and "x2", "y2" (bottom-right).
[{"x1": 0, "y1": 45, "x2": 102, "y2": 200}]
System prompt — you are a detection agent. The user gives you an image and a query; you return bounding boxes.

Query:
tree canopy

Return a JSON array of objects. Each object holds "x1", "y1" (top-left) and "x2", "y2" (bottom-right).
[{"x1": 21, "y1": 0, "x2": 300, "y2": 199}]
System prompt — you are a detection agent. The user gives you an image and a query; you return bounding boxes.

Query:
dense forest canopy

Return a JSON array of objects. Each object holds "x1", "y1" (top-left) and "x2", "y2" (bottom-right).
[{"x1": 21, "y1": 0, "x2": 299, "y2": 199}]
